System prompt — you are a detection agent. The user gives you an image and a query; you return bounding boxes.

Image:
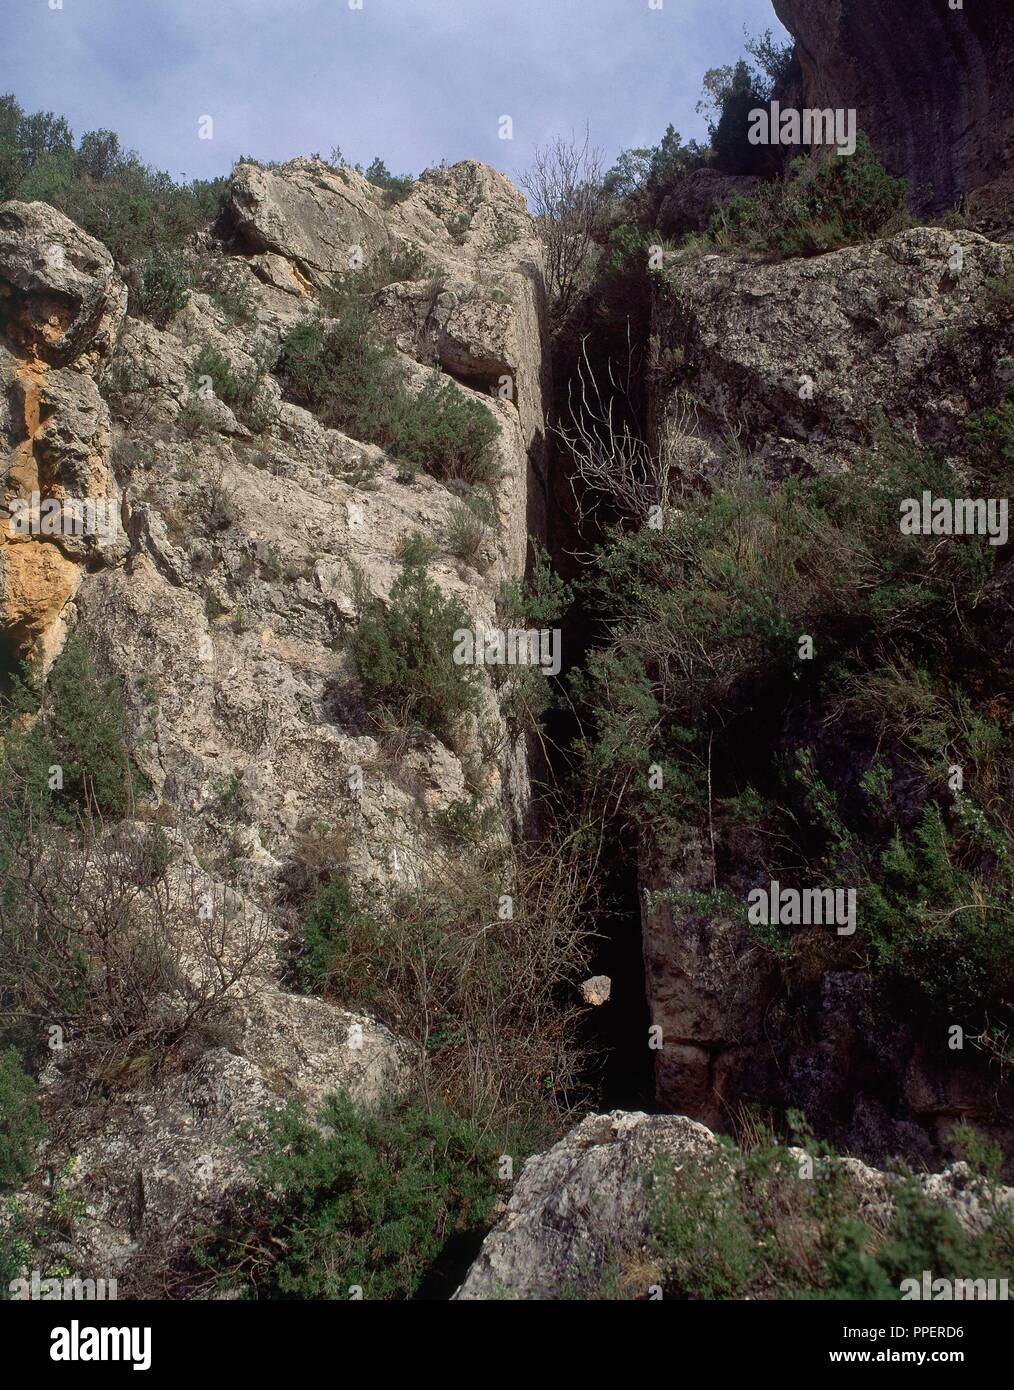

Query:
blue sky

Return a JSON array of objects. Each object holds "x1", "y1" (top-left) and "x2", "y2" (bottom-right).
[{"x1": 3, "y1": 0, "x2": 788, "y2": 183}]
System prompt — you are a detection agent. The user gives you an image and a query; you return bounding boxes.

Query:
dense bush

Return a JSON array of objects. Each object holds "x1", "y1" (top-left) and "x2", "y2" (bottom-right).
[
  {"x1": 363, "y1": 156, "x2": 414, "y2": 204},
  {"x1": 195, "y1": 1092, "x2": 502, "y2": 1300},
  {"x1": 191, "y1": 341, "x2": 275, "y2": 432},
  {"x1": 394, "y1": 374, "x2": 500, "y2": 486},
  {"x1": 277, "y1": 297, "x2": 395, "y2": 434},
  {"x1": 863, "y1": 803, "x2": 1013, "y2": 1023},
  {"x1": 130, "y1": 246, "x2": 192, "y2": 326},
  {"x1": 601, "y1": 126, "x2": 707, "y2": 225},
  {"x1": 648, "y1": 1123, "x2": 1014, "y2": 1301},
  {"x1": 1, "y1": 633, "x2": 143, "y2": 822},
  {"x1": 277, "y1": 299, "x2": 499, "y2": 486},
  {"x1": 965, "y1": 394, "x2": 1014, "y2": 497},
  {"x1": 0, "y1": 1049, "x2": 45, "y2": 1189},
  {"x1": 698, "y1": 135, "x2": 910, "y2": 257},
  {"x1": 346, "y1": 553, "x2": 481, "y2": 740},
  {"x1": 287, "y1": 875, "x2": 372, "y2": 995},
  {"x1": 1, "y1": 94, "x2": 225, "y2": 269},
  {"x1": 574, "y1": 434, "x2": 1013, "y2": 1032}
]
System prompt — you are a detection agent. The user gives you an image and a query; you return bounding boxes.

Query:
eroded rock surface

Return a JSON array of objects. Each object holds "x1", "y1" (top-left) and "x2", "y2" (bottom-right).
[
  {"x1": 454, "y1": 1111, "x2": 718, "y2": 1299},
  {"x1": 640, "y1": 224, "x2": 1014, "y2": 1159},
  {"x1": 0, "y1": 202, "x2": 126, "y2": 662},
  {"x1": 772, "y1": 0, "x2": 1014, "y2": 221},
  {"x1": 2, "y1": 157, "x2": 551, "y2": 1292},
  {"x1": 455, "y1": 1109, "x2": 1013, "y2": 1300},
  {"x1": 654, "y1": 227, "x2": 1014, "y2": 476}
]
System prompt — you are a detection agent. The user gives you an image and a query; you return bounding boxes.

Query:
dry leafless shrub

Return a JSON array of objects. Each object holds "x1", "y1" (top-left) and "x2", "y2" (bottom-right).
[
  {"x1": 307, "y1": 820, "x2": 602, "y2": 1140},
  {"x1": 521, "y1": 128, "x2": 607, "y2": 323},
  {"x1": 558, "y1": 329, "x2": 709, "y2": 527},
  {"x1": 277, "y1": 821, "x2": 353, "y2": 904},
  {"x1": 0, "y1": 787, "x2": 268, "y2": 1076}
]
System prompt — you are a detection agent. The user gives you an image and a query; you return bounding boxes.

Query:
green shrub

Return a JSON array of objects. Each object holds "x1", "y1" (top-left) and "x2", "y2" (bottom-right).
[
  {"x1": 498, "y1": 541, "x2": 573, "y2": 630},
  {"x1": 2, "y1": 94, "x2": 225, "y2": 267},
  {"x1": 346, "y1": 554, "x2": 480, "y2": 739},
  {"x1": 0, "y1": 1049, "x2": 45, "y2": 1189},
  {"x1": 277, "y1": 303, "x2": 399, "y2": 438},
  {"x1": 364, "y1": 157, "x2": 414, "y2": 204},
  {"x1": 191, "y1": 341, "x2": 274, "y2": 432},
  {"x1": 699, "y1": 135, "x2": 910, "y2": 258},
  {"x1": 0, "y1": 1203, "x2": 33, "y2": 1298},
  {"x1": 130, "y1": 246, "x2": 191, "y2": 326},
  {"x1": 278, "y1": 306, "x2": 499, "y2": 487},
  {"x1": 862, "y1": 803, "x2": 1014, "y2": 1022},
  {"x1": 602, "y1": 127, "x2": 708, "y2": 218},
  {"x1": 573, "y1": 432, "x2": 1011, "y2": 1029},
  {"x1": 287, "y1": 876, "x2": 377, "y2": 996},
  {"x1": 650, "y1": 1124, "x2": 1014, "y2": 1301},
  {"x1": 195, "y1": 1092, "x2": 502, "y2": 1300},
  {"x1": 204, "y1": 257, "x2": 258, "y2": 327},
  {"x1": 965, "y1": 395, "x2": 1014, "y2": 496},
  {"x1": 1, "y1": 633, "x2": 143, "y2": 822},
  {"x1": 394, "y1": 373, "x2": 500, "y2": 487}
]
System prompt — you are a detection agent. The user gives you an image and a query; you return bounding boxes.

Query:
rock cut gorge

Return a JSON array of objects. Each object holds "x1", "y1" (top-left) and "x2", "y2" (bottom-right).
[{"x1": 2, "y1": 0, "x2": 1014, "y2": 1301}]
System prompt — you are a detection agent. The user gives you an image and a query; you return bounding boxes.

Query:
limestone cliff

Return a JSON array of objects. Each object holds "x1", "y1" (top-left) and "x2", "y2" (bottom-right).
[
  {"x1": 772, "y1": 0, "x2": 1014, "y2": 221},
  {"x1": 0, "y1": 202, "x2": 126, "y2": 666},
  {"x1": 0, "y1": 157, "x2": 551, "y2": 1290},
  {"x1": 638, "y1": 225, "x2": 1014, "y2": 1165}
]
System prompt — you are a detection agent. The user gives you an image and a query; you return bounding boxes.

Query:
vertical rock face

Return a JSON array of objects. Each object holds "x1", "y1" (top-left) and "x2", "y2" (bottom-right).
[
  {"x1": 1, "y1": 160, "x2": 552, "y2": 1290},
  {"x1": 0, "y1": 202, "x2": 126, "y2": 663},
  {"x1": 643, "y1": 226, "x2": 1014, "y2": 1163},
  {"x1": 772, "y1": 0, "x2": 1014, "y2": 216},
  {"x1": 220, "y1": 157, "x2": 550, "y2": 550}
]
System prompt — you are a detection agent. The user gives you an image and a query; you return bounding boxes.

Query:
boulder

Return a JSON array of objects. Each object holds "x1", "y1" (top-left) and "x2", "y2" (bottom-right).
[
  {"x1": 454, "y1": 1111, "x2": 718, "y2": 1299},
  {"x1": 0, "y1": 200, "x2": 126, "y2": 363},
  {"x1": 455, "y1": 1109, "x2": 1014, "y2": 1300},
  {"x1": 654, "y1": 227, "x2": 1014, "y2": 472}
]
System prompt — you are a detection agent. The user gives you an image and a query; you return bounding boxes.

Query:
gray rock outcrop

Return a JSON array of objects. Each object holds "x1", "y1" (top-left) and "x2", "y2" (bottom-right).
[
  {"x1": 2, "y1": 155, "x2": 552, "y2": 1292},
  {"x1": 455, "y1": 1109, "x2": 1013, "y2": 1300}
]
